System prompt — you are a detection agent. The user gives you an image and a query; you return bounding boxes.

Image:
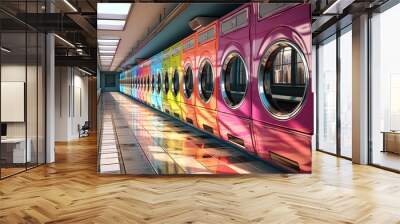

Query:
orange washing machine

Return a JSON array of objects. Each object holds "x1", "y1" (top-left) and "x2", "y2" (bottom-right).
[
  {"x1": 195, "y1": 20, "x2": 220, "y2": 137},
  {"x1": 180, "y1": 32, "x2": 198, "y2": 127}
]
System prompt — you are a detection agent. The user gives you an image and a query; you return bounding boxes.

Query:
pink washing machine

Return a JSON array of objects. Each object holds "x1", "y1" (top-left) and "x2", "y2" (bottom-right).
[
  {"x1": 217, "y1": 3, "x2": 255, "y2": 154},
  {"x1": 251, "y1": 3, "x2": 313, "y2": 173}
]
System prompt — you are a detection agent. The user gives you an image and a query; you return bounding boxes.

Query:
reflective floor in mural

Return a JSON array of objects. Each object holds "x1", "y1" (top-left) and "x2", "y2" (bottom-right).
[{"x1": 99, "y1": 92, "x2": 280, "y2": 175}]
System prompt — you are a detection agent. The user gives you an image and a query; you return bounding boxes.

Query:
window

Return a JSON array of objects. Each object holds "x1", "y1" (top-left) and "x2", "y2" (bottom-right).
[
  {"x1": 370, "y1": 3, "x2": 400, "y2": 171},
  {"x1": 183, "y1": 66, "x2": 194, "y2": 99},
  {"x1": 198, "y1": 60, "x2": 214, "y2": 102},
  {"x1": 184, "y1": 39, "x2": 194, "y2": 51},
  {"x1": 220, "y1": 8, "x2": 248, "y2": 35},
  {"x1": 340, "y1": 27, "x2": 353, "y2": 158},
  {"x1": 172, "y1": 69, "x2": 179, "y2": 96},
  {"x1": 221, "y1": 52, "x2": 248, "y2": 108},
  {"x1": 258, "y1": 41, "x2": 308, "y2": 119},
  {"x1": 157, "y1": 72, "x2": 161, "y2": 94},
  {"x1": 198, "y1": 28, "x2": 215, "y2": 45},
  {"x1": 1, "y1": 2, "x2": 46, "y2": 179},
  {"x1": 258, "y1": 3, "x2": 294, "y2": 19},
  {"x1": 317, "y1": 35, "x2": 337, "y2": 155},
  {"x1": 164, "y1": 71, "x2": 169, "y2": 94}
]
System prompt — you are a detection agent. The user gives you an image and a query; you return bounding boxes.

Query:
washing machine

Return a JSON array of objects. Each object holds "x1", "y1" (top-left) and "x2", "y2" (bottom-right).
[
  {"x1": 137, "y1": 63, "x2": 144, "y2": 102},
  {"x1": 168, "y1": 42, "x2": 183, "y2": 120},
  {"x1": 124, "y1": 70, "x2": 129, "y2": 96},
  {"x1": 127, "y1": 69, "x2": 132, "y2": 96},
  {"x1": 180, "y1": 33, "x2": 198, "y2": 127},
  {"x1": 162, "y1": 48, "x2": 171, "y2": 114},
  {"x1": 217, "y1": 3, "x2": 254, "y2": 153},
  {"x1": 195, "y1": 20, "x2": 220, "y2": 137},
  {"x1": 127, "y1": 68, "x2": 133, "y2": 98},
  {"x1": 119, "y1": 71, "x2": 125, "y2": 94},
  {"x1": 126, "y1": 69, "x2": 131, "y2": 97},
  {"x1": 151, "y1": 52, "x2": 163, "y2": 111},
  {"x1": 136, "y1": 65, "x2": 140, "y2": 101},
  {"x1": 251, "y1": 3, "x2": 313, "y2": 173},
  {"x1": 143, "y1": 59, "x2": 152, "y2": 105},
  {"x1": 131, "y1": 66, "x2": 138, "y2": 99}
]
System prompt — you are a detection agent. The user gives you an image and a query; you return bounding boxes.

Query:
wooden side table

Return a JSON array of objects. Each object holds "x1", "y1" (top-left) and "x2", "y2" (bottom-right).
[{"x1": 382, "y1": 131, "x2": 400, "y2": 154}]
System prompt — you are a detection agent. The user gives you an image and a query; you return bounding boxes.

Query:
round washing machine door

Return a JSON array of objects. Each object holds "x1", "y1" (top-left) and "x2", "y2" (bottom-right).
[
  {"x1": 183, "y1": 65, "x2": 194, "y2": 99},
  {"x1": 198, "y1": 59, "x2": 214, "y2": 103},
  {"x1": 163, "y1": 71, "x2": 169, "y2": 95},
  {"x1": 157, "y1": 72, "x2": 162, "y2": 94},
  {"x1": 147, "y1": 76, "x2": 150, "y2": 91},
  {"x1": 220, "y1": 52, "x2": 249, "y2": 109},
  {"x1": 151, "y1": 74, "x2": 155, "y2": 93},
  {"x1": 258, "y1": 40, "x2": 309, "y2": 120},
  {"x1": 172, "y1": 69, "x2": 180, "y2": 97}
]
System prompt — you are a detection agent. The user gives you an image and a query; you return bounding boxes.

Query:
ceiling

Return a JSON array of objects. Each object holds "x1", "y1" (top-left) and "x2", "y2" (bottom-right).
[
  {"x1": 98, "y1": 0, "x2": 394, "y2": 72},
  {"x1": 0, "y1": 0, "x2": 98, "y2": 74},
  {"x1": 97, "y1": 3, "x2": 177, "y2": 71},
  {"x1": 2, "y1": 0, "x2": 392, "y2": 74},
  {"x1": 98, "y1": 3, "x2": 241, "y2": 72}
]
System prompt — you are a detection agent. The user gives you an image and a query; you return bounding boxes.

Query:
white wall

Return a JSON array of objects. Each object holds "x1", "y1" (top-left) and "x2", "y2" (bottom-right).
[
  {"x1": 55, "y1": 66, "x2": 89, "y2": 141},
  {"x1": 1, "y1": 63, "x2": 46, "y2": 164},
  {"x1": 1, "y1": 65, "x2": 33, "y2": 138}
]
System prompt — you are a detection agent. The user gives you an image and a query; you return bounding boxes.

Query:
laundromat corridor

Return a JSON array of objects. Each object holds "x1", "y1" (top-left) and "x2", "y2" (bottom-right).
[{"x1": 99, "y1": 92, "x2": 280, "y2": 175}]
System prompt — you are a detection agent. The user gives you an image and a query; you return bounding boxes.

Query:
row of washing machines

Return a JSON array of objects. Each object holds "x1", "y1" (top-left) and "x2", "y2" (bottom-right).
[{"x1": 119, "y1": 3, "x2": 313, "y2": 173}]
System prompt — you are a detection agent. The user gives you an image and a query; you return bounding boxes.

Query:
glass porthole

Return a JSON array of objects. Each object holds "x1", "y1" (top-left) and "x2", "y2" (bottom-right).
[
  {"x1": 172, "y1": 69, "x2": 179, "y2": 97},
  {"x1": 157, "y1": 72, "x2": 161, "y2": 94},
  {"x1": 151, "y1": 74, "x2": 155, "y2": 92},
  {"x1": 183, "y1": 65, "x2": 194, "y2": 99},
  {"x1": 198, "y1": 60, "x2": 214, "y2": 103},
  {"x1": 133, "y1": 77, "x2": 136, "y2": 89},
  {"x1": 258, "y1": 40, "x2": 309, "y2": 119},
  {"x1": 147, "y1": 76, "x2": 150, "y2": 91},
  {"x1": 164, "y1": 71, "x2": 169, "y2": 94},
  {"x1": 221, "y1": 52, "x2": 248, "y2": 108}
]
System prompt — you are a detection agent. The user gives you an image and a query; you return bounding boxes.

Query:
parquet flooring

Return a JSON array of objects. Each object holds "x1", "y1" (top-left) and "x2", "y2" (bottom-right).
[{"x1": 1, "y1": 136, "x2": 400, "y2": 223}]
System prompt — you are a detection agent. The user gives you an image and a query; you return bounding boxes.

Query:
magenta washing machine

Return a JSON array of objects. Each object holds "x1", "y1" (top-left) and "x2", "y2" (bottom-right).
[
  {"x1": 251, "y1": 3, "x2": 313, "y2": 173},
  {"x1": 217, "y1": 3, "x2": 255, "y2": 154}
]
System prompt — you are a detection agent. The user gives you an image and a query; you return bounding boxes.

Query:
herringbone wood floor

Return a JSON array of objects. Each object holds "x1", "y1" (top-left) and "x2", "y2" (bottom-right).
[{"x1": 1, "y1": 134, "x2": 400, "y2": 224}]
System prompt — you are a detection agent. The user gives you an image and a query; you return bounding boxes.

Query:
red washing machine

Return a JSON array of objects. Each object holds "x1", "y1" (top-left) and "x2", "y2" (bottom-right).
[{"x1": 180, "y1": 33, "x2": 198, "y2": 127}]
